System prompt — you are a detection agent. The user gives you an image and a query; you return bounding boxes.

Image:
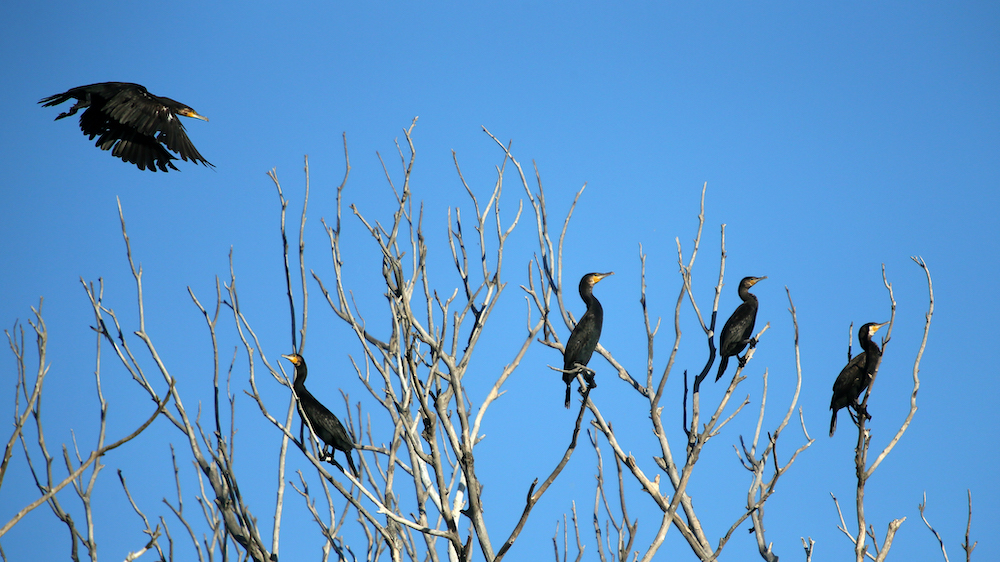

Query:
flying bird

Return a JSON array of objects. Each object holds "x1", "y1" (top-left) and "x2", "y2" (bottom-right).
[
  {"x1": 716, "y1": 276, "x2": 766, "y2": 382},
  {"x1": 563, "y1": 272, "x2": 613, "y2": 408},
  {"x1": 829, "y1": 322, "x2": 887, "y2": 437},
  {"x1": 40, "y1": 82, "x2": 212, "y2": 172},
  {"x1": 281, "y1": 354, "x2": 358, "y2": 476}
]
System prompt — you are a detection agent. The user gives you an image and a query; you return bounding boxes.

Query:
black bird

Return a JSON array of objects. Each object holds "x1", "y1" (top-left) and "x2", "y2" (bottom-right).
[
  {"x1": 829, "y1": 322, "x2": 888, "y2": 437},
  {"x1": 40, "y1": 82, "x2": 212, "y2": 172},
  {"x1": 281, "y1": 354, "x2": 358, "y2": 476},
  {"x1": 563, "y1": 272, "x2": 613, "y2": 408},
  {"x1": 716, "y1": 276, "x2": 766, "y2": 382}
]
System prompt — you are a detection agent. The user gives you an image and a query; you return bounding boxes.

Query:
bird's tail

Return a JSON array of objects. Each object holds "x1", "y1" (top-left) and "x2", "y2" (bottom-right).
[
  {"x1": 38, "y1": 92, "x2": 84, "y2": 120},
  {"x1": 715, "y1": 355, "x2": 729, "y2": 382},
  {"x1": 39, "y1": 92, "x2": 73, "y2": 108},
  {"x1": 829, "y1": 410, "x2": 838, "y2": 437},
  {"x1": 564, "y1": 384, "x2": 572, "y2": 409}
]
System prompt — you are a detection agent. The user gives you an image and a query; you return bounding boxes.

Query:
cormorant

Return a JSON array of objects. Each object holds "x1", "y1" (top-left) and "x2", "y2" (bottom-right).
[
  {"x1": 829, "y1": 322, "x2": 887, "y2": 437},
  {"x1": 563, "y1": 272, "x2": 613, "y2": 408},
  {"x1": 281, "y1": 354, "x2": 358, "y2": 476},
  {"x1": 39, "y1": 82, "x2": 212, "y2": 172},
  {"x1": 716, "y1": 276, "x2": 766, "y2": 382}
]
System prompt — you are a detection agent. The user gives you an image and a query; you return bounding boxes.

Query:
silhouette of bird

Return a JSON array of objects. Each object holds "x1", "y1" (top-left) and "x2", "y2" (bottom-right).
[
  {"x1": 40, "y1": 82, "x2": 212, "y2": 172},
  {"x1": 829, "y1": 322, "x2": 887, "y2": 437},
  {"x1": 563, "y1": 272, "x2": 613, "y2": 408},
  {"x1": 716, "y1": 276, "x2": 766, "y2": 382},
  {"x1": 281, "y1": 354, "x2": 358, "y2": 476}
]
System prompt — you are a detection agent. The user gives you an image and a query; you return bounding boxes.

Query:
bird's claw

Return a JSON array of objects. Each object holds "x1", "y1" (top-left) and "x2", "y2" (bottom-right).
[{"x1": 848, "y1": 404, "x2": 872, "y2": 424}]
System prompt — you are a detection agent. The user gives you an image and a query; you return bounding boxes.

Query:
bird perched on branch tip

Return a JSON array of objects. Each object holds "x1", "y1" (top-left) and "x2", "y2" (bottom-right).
[
  {"x1": 829, "y1": 322, "x2": 887, "y2": 437},
  {"x1": 282, "y1": 353, "x2": 358, "y2": 476},
  {"x1": 716, "y1": 276, "x2": 766, "y2": 382},
  {"x1": 563, "y1": 272, "x2": 613, "y2": 408}
]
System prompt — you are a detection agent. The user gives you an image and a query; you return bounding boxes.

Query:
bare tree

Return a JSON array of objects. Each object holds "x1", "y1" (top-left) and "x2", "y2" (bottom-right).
[
  {"x1": 2, "y1": 299, "x2": 168, "y2": 561},
  {"x1": 1, "y1": 123, "x2": 961, "y2": 562},
  {"x1": 918, "y1": 490, "x2": 977, "y2": 562},
  {"x1": 480, "y1": 129, "x2": 814, "y2": 561},
  {"x1": 830, "y1": 258, "x2": 936, "y2": 562}
]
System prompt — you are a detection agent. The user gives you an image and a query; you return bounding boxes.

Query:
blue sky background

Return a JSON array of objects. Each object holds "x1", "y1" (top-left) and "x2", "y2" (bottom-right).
[{"x1": 2, "y1": 2, "x2": 997, "y2": 560}]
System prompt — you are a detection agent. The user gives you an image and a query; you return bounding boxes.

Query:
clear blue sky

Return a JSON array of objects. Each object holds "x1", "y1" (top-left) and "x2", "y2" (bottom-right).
[{"x1": 2, "y1": 2, "x2": 997, "y2": 560}]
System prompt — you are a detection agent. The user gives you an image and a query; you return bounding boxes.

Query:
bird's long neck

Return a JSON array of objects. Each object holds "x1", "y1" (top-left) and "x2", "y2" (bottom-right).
[
  {"x1": 860, "y1": 331, "x2": 881, "y2": 356},
  {"x1": 581, "y1": 285, "x2": 602, "y2": 313},
  {"x1": 293, "y1": 365, "x2": 309, "y2": 390},
  {"x1": 738, "y1": 284, "x2": 758, "y2": 306}
]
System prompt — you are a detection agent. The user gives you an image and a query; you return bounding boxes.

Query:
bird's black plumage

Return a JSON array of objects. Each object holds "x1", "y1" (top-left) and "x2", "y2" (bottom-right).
[
  {"x1": 716, "y1": 276, "x2": 766, "y2": 382},
  {"x1": 282, "y1": 354, "x2": 358, "y2": 476},
  {"x1": 829, "y1": 322, "x2": 887, "y2": 437},
  {"x1": 40, "y1": 82, "x2": 212, "y2": 172},
  {"x1": 563, "y1": 272, "x2": 613, "y2": 408}
]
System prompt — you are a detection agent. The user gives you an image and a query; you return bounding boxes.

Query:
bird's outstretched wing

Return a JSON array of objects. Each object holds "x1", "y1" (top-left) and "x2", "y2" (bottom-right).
[{"x1": 103, "y1": 88, "x2": 211, "y2": 166}]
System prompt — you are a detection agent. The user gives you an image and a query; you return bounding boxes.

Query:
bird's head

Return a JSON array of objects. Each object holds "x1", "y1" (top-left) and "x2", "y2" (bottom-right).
[
  {"x1": 177, "y1": 106, "x2": 209, "y2": 122},
  {"x1": 585, "y1": 272, "x2": 614, "y2": 286},
  {"x1": 578, "y1": 272, "x2": 613, "y2": 298},
  {"x1": 282, "y1": 353, "x2": 308, "y2": 385},
  {"x1": 742, "y1": 276, "x2": 767, "y2": 288},
  {"x1": 282, "y1": 353, "x2": 304, "y2": 367},
  {"x1": 863, "y1": 322, "x2": 889, "y2": 339}
]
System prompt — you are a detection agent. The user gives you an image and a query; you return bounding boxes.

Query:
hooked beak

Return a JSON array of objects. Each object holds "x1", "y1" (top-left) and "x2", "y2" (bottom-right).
[
  {"x1": 180, "y1": 108, "x2": 209, "y2": 122},
  {"x1": 594, "y1": 272, "x2": 614, "y2": 284}
]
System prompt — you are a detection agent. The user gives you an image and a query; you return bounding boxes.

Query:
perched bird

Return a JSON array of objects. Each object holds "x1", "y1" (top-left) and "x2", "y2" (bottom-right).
[
  {"x1": 39, "y1": 82, "x2": 212, "y2": 172},
  {"x1": 563, "y1": 272, "x2": 613, "y2": 408},
  {"x1": 716, "y1": 276, "x2": 766, "y2": 382},
  {"x1": 829, "y1": 322, "x2": 888, "y2": 437},
  {"x1": 281, "y1": 354, "x2": 358, "y2": 476}
]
